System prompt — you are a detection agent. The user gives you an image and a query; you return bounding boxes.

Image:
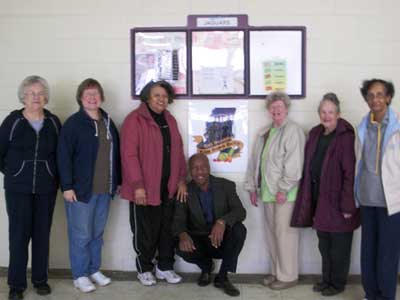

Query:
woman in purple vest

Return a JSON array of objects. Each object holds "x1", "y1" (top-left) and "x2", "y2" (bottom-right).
[{"x1": 291, "y1": 93, "x2": 360, "y2": 296}]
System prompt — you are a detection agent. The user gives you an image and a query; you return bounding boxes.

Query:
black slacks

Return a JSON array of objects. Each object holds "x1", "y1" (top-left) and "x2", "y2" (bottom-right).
[
  {"x1": 360, "y1": 206, "x2": 400, "y2": 300},
  {"x1": 129, "y1": 195, "x2": 175, "y2": 273},
  {"x1": 5, "y1": 190, "x2": 57, "y2": 291},
  {"x1": 317, "y1": 230, "x2": 353, "y2": 291},
  {"x1": 176, "y1": 222, "x2": 247, "y2": 273}
]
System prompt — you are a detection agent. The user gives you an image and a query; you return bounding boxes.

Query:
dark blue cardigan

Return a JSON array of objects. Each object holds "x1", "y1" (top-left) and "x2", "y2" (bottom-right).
[{"x1": 57, "y1": 108, "x2": 121, "y2": 203}]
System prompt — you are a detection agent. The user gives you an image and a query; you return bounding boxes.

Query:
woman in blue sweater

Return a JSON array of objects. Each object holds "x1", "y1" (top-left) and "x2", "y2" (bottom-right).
[{"x1": 57, "y1": 78, "x2": 121, "y2": 293}]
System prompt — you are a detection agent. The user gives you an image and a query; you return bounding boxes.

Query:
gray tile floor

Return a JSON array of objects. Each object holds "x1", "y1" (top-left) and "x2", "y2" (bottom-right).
[{"x1": 0, "y1": 276, "x2": 371, "y2": 300}]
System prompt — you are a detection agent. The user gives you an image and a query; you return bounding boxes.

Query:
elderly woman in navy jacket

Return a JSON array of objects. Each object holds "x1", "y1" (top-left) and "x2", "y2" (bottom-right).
[
  {"x1": 291, "y1": 93, "x2": 360, "y2": 296},
  {"x1": 0, "y1": 76, "x2": 61, "y2": 300},
  {"x1": 57, "y1": 78, "x2": 121, "y2": 293}
]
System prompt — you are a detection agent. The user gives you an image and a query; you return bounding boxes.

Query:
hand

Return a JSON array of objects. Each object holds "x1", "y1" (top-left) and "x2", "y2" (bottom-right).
[
  {"x1": 343, "y1": 213, "x2": 352, "y2": 219},
  {"x1": 134, "y1": 188, "x2": 147, "y2": 206},
  {"x1": 250, "y1": 191, "x2": 258, "y2": 207},
  {"x1": 63, "y1": 190, "x2": 77, "y2": 202},
  {"x1": 209, "y1": 219, "x2": 225, "y2": 248},
  {"x1": 276, "y1": 191, "x2": 287, "y2": 205},
  {"x1": 115, "y1": 185, "x2": 121, "y2": 195},
  {"x1": 176, "y1": 181, "x2": 188, "y2": 203},
  {"x1": 179, "y1": 232, "x2": 196, "y2": 252}
]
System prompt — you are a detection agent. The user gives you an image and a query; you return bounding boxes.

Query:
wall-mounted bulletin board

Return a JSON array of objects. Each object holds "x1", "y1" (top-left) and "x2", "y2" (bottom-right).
[{"x1": 131, "y1": 15, "x2": 306, "y2": 99}]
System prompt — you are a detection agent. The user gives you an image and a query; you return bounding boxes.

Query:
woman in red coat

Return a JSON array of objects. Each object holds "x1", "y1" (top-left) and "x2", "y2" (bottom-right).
[
  {"x1": 120, "y1": 80, "x2": 187, "y2": 286},
  {"x1": 291, "y1": 93, "x2": 360, "y2": 296}
]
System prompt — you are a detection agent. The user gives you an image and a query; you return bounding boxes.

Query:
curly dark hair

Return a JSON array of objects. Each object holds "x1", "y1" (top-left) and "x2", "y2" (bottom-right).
[
  {"x1": 360, "y1": 79, "x2": 395, "y2": 104},
  {"x1": 139, "y1": 80, "x2": 175, "y2": 104}
]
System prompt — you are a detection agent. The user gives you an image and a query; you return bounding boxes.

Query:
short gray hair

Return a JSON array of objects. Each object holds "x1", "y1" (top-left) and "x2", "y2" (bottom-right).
[
  {"x1": 266, "y1": 91, "x2": 291, "y2": 110},
  {"x1": 18, "y1": 75, "x2": 50, "y2": 104},
  {"x1": 318, "y1": 92, "x2": 341, "y2": 114}
]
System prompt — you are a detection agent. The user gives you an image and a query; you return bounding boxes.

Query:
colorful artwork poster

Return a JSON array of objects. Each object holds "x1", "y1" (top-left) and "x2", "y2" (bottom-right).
[
  {"x1": 188, "y1": 101, "x2": 248, "y2": 173},
  {"x1": 263, "y1": 60, "x2": 287, "y2": 92},
  {"x1": 134, "y1": 31, "x2": 187, "y2": 95}
]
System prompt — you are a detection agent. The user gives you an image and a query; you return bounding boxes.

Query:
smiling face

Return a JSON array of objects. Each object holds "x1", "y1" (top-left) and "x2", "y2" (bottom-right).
[
  {"x1": 23, "y1": 83, "x2": 47, "y2": 112},
  {"x1": 147, "y1": 85, "x2": 169, "y2": 114},
  {"x1": 319, "y1": 100, "x2": 340, "y2": 133},
  {"x1": 268, "y1": 100, "x2": 288, "y2": 126},
  {"x1": 366, "y1": 82, "x2": 390, "y2": 116},
  {"x1": 81, "y1": 87, "x2": 103, "y2": 112},
  {"x1": 190, "y1": 154, "x2": 210, "y2": 190}
]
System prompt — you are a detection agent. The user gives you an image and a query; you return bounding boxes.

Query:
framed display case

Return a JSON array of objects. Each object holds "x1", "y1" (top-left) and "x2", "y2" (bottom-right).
[
  {"x1": 191, "y1": 30, "x2": 245, "y2": 96},
  {"x1": 132, "y1": 29, "x2": 187, "y2": 97},
  {"x1": 248, "y1": 28, "x2": 306, "y2": 98},
  {"x1": 131, "y1": 16, "x2": 306, "y2": 99}
]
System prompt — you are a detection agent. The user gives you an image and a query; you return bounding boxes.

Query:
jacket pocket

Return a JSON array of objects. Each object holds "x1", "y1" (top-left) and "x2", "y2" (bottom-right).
[
  {"x1": 8, "y1": 160, "x2": 34, "y2": 187},
  {"x1": 44, "y1": 161, "x2": 54, "y2": 177},
  {"x1": 13, "y1": 161, "x2": 26, "y2": 177}
]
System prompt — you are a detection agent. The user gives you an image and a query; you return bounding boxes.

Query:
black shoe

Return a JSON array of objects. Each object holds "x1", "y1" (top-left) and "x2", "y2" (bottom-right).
[
  {"x1": 321, "y1": 286, "x2": 343, "y2": 296},
  {"x1": 34, "y1": 283, "x2": 51, "y2": 295},
  {"x1": 214, "y1": 275, "x2": 240, "y2": 297},
  {"x1": 197, "y1": 271, "x2": 211, "y2": 287},
  {"x1": 8, "y1": 289, "x2": 23, "y2": 300},
  {"x1": 313, "y1": 281, "x2": 329, "y2": 292}
]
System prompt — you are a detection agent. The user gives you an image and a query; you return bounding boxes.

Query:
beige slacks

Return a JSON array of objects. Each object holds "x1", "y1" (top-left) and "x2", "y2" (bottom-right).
[{"x1": 263, "y1": 201, "x2": 299, "y2": 282}]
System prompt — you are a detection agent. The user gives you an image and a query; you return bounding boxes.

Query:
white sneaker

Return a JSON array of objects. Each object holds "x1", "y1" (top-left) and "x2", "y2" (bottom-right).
[
  {"x1": 73, "y1": 276, "x2": 96, "y2": 293},
  {"x1": 137, "y1": 272, "x2": 157, "y2": 286},
  {"x1": 90, "y1": 271, "x2": 112, "y2": 286},
  {"x1": 155, "y1": 266, "x2": 182, "y2": 284}
]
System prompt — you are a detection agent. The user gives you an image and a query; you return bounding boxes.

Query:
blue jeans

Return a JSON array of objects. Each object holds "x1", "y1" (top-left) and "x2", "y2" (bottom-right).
[{"x1": 65, "y1": 194, "x2": 111, "y2": 279}]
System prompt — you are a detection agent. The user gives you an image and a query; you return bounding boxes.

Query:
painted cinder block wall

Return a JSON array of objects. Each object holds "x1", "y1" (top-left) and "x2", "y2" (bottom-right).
[{"x1": 1, "y1": 0, "x2": 399, "y2": 274}]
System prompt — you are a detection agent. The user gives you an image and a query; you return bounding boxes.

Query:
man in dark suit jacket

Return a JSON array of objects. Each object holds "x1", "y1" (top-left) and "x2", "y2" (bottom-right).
[{"x1": 173, "y1": 153, "x2": 246, "y2": 297}]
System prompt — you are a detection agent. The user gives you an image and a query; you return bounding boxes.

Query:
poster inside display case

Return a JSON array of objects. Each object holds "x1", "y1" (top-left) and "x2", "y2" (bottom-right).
[
  {"x1": 191, "y1": 30, "x2": 245, "y2": 95},
  {"x1": 134, "y1": 31, "x2": 187, "y2": 95},
  {"x1": 249, "y1": 29, "x2": 305, "y2": 97}
]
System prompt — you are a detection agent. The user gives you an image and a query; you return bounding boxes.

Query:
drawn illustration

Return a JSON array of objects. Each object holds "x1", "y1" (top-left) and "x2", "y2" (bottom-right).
[{"x1": 188, "y1": 101, "x2": 248, "y2": 173}]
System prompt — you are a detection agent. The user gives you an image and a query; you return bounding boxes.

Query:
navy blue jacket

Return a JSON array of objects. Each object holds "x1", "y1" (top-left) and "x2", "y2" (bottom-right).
[
  {"x1": 0, "y1": 109, "x2": 61, "y2": 194},
  {"x1": 57, "y1": 108, "x2": 122, "y2": 203}
]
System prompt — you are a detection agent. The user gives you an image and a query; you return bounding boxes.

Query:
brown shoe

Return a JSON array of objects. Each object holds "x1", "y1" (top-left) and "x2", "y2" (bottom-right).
[
  {"x1": 269, "y1": 279, "x2": 298, "y2": 290},
  {"x1": 263, "y1": 275, "x2": 276, "y2": 286}
]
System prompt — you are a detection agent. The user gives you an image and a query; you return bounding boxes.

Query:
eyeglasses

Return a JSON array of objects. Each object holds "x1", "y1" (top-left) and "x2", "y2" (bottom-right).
[
  {"x1": 25, "y1": 91, "x2": 46, "y2": 98},
  {"x1": 366, "y1": 92, "x2": 386, "y2": 101},
  {"x1": 83, "y1": 91, "x2": 101, "y2": 98}
]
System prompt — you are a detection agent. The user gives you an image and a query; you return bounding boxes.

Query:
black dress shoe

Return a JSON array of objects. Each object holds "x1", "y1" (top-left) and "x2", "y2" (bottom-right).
[
  {"x1": 312, "y1": 281, "x2": 329, "y2": 292},
  {"x1": 214, "y1": 275, "x2": 240, "y2": 297},
  {"x1": 8, "y1": 289, "x2": 23, "y2": 300},
  {"x1": 197, "y1": 272, "x2": 211, "y2": 287},
  {"x1": 321, "y1": 286, "x2": 343, "y2": 296},
  {"x1": 34, "y1": 283, "x2": 51, "y2": 295}
]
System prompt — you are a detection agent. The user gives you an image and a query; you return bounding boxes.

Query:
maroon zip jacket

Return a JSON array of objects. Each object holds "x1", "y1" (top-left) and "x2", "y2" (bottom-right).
[
  {"x1": 120, "y1": 102, "x2": 187, "y2": 205},
  {"x1": 291, "y1": 118, "x2": 360, "y2": 232}
]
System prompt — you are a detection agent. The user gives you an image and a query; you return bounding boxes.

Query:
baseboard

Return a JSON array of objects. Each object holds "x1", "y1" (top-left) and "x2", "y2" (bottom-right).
[{"x1": 0, "y1": 267, "x2": 363, "y2": 284}]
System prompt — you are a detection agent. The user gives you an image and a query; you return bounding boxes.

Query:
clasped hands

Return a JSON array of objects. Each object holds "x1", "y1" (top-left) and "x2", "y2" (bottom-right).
[{"x1": 179, "y1": 219, "x2": 226, "y2": 252}]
